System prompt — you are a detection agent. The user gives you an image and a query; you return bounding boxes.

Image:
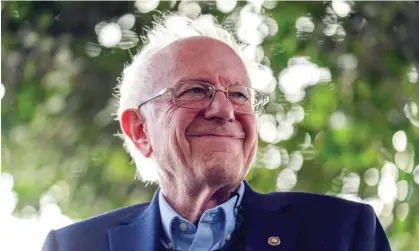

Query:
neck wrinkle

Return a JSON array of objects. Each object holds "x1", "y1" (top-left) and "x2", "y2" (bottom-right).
[{"x1": 159, "y1": 179, "x2": 241, "y2": 223}]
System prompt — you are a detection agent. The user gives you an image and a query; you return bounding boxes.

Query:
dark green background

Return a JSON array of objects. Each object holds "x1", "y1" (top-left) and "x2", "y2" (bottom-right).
[{"x1": 2, "y1": 2, "x2": 419, "y2": 250}]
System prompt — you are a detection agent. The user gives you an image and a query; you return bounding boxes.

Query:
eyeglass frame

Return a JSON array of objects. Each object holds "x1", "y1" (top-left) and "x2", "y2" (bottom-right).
[{"x1": 137, "y1": 81, "x2": 270, "y2": 115}]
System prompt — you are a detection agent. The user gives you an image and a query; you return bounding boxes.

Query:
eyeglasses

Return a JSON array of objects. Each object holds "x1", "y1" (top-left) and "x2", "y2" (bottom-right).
[{"x1": 137, "y1": 81, "x2": 269, "y2": 114}]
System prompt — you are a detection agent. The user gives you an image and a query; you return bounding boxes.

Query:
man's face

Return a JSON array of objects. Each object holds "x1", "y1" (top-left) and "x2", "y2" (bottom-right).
[{"x1": 138, "y1": 37, "x2": 257, "y2": 188}]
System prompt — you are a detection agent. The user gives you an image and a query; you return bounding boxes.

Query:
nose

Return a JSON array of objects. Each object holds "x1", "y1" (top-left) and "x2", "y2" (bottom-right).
[{"x1": 204, "y1": 90, "x2": 235, "y2": 122}]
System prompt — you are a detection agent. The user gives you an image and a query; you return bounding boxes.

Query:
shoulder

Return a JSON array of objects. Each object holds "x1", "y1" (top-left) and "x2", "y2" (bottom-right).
[
  {"x1": 270, "y1": 191, "x2": 364, "y2": 207},
  {"x1": 51, "y1": 202, "x2": 150, "y2": 247},
  {"x1": 262, "y1": 191, "x2": 377, "y2": 231},
  {"x1": 265, "y1": 192, "x2": 389, "y2": 249},
  {"x1": 56, "y1": 202, "x2": 149, "y2": 234},
  {"x1": 246, "y1": 191, "x2": 390, "y2": 250},
  {"x1": 258, "y1": 190, "x2": 372, "y2": 218}
]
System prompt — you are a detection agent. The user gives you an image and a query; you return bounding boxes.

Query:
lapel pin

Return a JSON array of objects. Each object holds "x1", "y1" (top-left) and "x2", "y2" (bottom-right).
[{"x1": 268, "y1": 236, "x2": 281, "y2": 246}]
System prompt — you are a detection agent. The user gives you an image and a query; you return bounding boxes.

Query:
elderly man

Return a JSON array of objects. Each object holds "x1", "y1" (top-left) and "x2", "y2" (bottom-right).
[{"x1": 42, "y1": 14, "x2": 391, "y2": 251}]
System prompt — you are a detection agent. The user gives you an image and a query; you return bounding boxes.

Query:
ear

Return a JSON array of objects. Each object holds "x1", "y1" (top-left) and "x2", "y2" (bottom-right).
[{"x1": 120, "y1": 109, "x2": 153, "y2": 158}]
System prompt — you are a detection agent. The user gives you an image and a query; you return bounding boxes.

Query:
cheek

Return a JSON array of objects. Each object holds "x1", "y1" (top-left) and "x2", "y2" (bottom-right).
[
  {"x1": 155, "y1": 105, "x2": 193, "y2": 150},
  {"x1": 243, "y1": 117, "x2": 258, "y2": 155},
  {"x1": 147, "y1": 104, "x2": 175, "y2": 147},
  {"x1": 243, "y1": 117, "x2": 257, "y2": 141},
  {"x1": 158, "y1": 106, "x2": 179, "y2": 138}
]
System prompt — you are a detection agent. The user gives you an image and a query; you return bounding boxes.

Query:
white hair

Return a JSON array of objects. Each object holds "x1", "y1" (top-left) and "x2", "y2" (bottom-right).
[{"x1": 114, "y1": 13, "x2": 261, "y2": 182}]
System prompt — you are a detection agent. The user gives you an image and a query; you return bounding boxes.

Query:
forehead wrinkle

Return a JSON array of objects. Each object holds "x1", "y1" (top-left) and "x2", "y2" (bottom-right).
[
  {"x1": 148, "y1": 47, "x2": 178, "y2": 91},
  {"x1": 150, "y1": 36, "x2": 250, "y2": 90},
  {"x1": 172, "y1": 65, "x2": 250, "y2": 88},
  {"x1": 174, "y1": 57, "x2": 249, "y2": 87}
]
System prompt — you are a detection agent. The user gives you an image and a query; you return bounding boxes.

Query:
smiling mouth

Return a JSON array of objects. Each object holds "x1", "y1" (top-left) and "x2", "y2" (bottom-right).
[{"x1": 188, "y1": 134, "x2": 244, "y2": 139}]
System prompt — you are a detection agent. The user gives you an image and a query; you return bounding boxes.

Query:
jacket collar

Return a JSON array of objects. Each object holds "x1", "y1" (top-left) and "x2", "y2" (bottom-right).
[
  {"x1": 108, "y1": 181, "x2": 301, "y2": 251},
  {"x1": 108, "y1": 190, "x2": 162, "y2": 251}
]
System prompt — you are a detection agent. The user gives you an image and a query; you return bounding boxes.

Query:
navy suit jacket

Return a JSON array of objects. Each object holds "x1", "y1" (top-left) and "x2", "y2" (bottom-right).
[{"x1": 42, "y1": 182, "x2": 392, "y2": 251}]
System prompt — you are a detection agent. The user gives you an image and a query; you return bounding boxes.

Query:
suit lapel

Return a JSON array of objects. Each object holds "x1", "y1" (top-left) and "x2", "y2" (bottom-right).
[
  {"x1": 108, "y1": 191, "x2": 162, "y2": 251},
  {"x1": 242, "y1": 182, "x2": 302, "y2": 251}
]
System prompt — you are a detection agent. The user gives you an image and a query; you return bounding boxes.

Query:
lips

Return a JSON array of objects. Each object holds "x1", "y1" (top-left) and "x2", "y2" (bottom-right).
[
  {"x1": 187, "y1": 132, "x2": 245, "y2": 139},
  {"x1": 187, "y1": 124, "x2": 246, "y2": 140}
]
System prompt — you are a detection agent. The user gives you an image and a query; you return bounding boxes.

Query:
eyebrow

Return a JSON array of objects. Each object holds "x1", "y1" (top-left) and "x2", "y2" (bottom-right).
[
  {"x1": 178, "y1": 77, "x2": 247, "y2": 87},
  {"x1": 178, "y1": 76, "x2": 213, "y2": 83}
]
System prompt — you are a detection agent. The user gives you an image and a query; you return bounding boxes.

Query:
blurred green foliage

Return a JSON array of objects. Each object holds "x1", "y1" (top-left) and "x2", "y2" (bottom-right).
[{"x1": 1, "y1": 1, "x2": 419, "y2": 251}]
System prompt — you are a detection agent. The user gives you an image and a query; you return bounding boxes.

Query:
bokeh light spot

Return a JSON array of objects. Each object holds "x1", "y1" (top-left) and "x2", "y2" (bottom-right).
[
  {"x1": 0, "y1": 82, "x2": 5, "y2": 100},
  {"x1": 216, "y1": 0, "x2": 237, "y2": 13},
  {"x1": 342, "y1": 172, "x2": 360, "y2": 194},
  {"x1": 396, "y1": 180, "x2": 408, "y2": 201},
  {"x1": 378, "y1": 176, "x2": 397, "y2": 204},
  {"x1": 288, "y1": 151, "x2": 304, "y2": 172},
  {"x1": 364, "y1": 168, "x2": 380, "y2": 186},
  {"x1": 276, "y1": 168, "x2": 297, "y2": 191},
  {"x1": 394, "y1": 150, "x2": 414, "y2": 173},
  {"x1": 117, "y1": 13, "x2": 136, "y2": 30},
  {"x1": 84, "y1": 42, "x2": 101, "y2": 57},
  {"x1": 296, "y1": 16, "x2": 315, "y2": 34},
  {"x1": 408, "y1": 66, "x2": 418, "y2": 83},
  {"x1": 392, "y1": 130, "x2": 407, "y2": 152},
  {"x1": 259, "y1": 121, "x2": 277, "y2": 143},
  {"x1": 413, "y1": 165, "x2": 419, "y2": 185},
  {"x1": 329, "y1": 111, "x2": 347, "y2": 130},
  {"x1": 395, "y1": 202, "x2": 409, "y2": 221},
  {"x1": 178, "y1": 1, "x2": 201, "y2": 19},
  {"x1": 262, "y1": 146, "x2": 282, "y2": 169},
  {"x1": 331, "y1": 0, "x2": 352, "y2": 17},
  {"x1": 98, "y1": 22, "x2": 122, "y2": 48},
  {"x1": 135, "y1": 0, "x2": 160, "y2": 13}
]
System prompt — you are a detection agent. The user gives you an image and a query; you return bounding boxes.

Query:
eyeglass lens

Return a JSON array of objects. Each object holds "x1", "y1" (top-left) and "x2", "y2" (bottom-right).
[{"x1": 173, "y1": 82, "x2": 265, "y2": 114}]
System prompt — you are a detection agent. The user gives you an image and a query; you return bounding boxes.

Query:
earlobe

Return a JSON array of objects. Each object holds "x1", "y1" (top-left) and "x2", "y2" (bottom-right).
[{"x1": 120, "y1": 109, "x2": 153, "y2": 158}]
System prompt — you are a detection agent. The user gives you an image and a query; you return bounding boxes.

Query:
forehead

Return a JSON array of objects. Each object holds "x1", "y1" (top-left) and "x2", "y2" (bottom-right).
[{"x1": 149, "y1": 37, "x2": 250, "y2": 89}]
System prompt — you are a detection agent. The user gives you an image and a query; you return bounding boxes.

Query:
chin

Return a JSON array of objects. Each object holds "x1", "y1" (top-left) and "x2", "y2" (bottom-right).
[
  {"x1": 191, "y1": 151, "x2": 244, "y2": 180},
  {"x1": 199, "y1": 162, "x2": 244, "y2": 185}
]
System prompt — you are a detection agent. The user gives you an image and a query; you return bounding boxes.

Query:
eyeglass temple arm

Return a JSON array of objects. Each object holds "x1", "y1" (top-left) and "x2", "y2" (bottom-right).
[{"x1": 137, "y1": 88, "x2": 171, "y2": 109}]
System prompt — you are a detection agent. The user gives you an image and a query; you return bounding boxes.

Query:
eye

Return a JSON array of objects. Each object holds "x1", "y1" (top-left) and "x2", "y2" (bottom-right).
[
  {"x1": 183, "y1": 87, "x2": 206, "y2": 94},
  {"x1": 230, "y1": 91, "x2": 249, "y2": 99},
  {"x1": 176, "y1": 87, "x2": 209, "y2": 98},
  {"x1": 174, "y1": 82, "x2": 213, "y2": 101}
]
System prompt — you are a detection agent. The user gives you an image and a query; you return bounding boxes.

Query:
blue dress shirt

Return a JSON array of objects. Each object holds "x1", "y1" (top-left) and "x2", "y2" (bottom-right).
[{"x1": 158, "y1": 182, "x2": 245, "y2": 251}]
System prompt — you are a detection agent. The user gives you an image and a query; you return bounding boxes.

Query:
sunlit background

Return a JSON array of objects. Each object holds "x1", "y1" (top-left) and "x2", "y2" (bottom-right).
[{"x1": 1, "y1": 1, "x2": 419, "y2": 251}]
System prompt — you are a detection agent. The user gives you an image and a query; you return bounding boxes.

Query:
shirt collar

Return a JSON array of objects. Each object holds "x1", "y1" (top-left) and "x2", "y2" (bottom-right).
[{"x1": 158, "y1": 182, "x2": 245, "y2": 244}]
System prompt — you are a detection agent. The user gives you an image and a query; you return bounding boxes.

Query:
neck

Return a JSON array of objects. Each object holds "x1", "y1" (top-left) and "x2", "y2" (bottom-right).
[{"x1": 160, "y1": 178, "x2": 241, "y2": 223}]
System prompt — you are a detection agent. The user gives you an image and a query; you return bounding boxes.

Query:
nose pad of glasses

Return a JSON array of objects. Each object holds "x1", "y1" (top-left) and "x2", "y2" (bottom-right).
[{"x1": 211, "y1": 90, "x2": 229, "y2": 100}]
